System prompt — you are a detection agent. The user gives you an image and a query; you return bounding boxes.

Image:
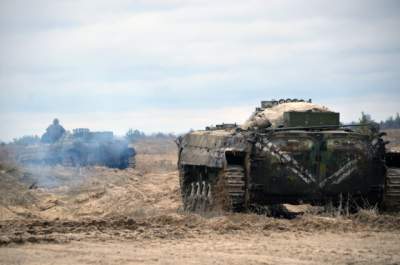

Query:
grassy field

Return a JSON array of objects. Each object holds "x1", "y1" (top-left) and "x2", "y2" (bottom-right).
[
  {"x1": 383, "y1": 129, "x2": 400, "y2": 151},
  {"x1": 1, "y1": 135, "x2": 400, "y2": 265}
]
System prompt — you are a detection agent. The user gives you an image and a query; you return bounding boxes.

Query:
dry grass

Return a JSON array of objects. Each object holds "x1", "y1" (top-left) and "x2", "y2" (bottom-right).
[
  {"x1": 132, "y1": 138, "x2": 177, "y2": 155},
  {"x1": 132, "y1": 138, "x2": 178, "y2": 174},
  {"x1": 134, "y1": 153, "x2": 177, "y2": 174},
  {"x1": 0, "y1": 145, "x2": 17, "y2": 170},
  {"x1": 1, "y1": 133, "x2": 400, "y2": 249},
  {"x1": 383, "y1": 128, "x2": 400, "y2": 151},
  {"x1": 1, "y1": 131, "x2": 400, "y2": 265}
]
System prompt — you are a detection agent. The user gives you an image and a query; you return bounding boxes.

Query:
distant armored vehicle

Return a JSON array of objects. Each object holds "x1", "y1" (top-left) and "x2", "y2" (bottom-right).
[
  {"x1": 17, "y1": 122, "x2": 135, "y2": 169},
  {"x1": 177, "y1": 99, "x2": 400, "y2": 212}
]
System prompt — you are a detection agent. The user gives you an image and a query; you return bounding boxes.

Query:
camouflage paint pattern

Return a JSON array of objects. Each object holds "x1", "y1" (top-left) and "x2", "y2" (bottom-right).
[
  {"x1": 178, "y1": 127, "x2": 386, "y2": 206},
  {"x1": 177, "y1": 101, "x2": 395, "y2": 209}
]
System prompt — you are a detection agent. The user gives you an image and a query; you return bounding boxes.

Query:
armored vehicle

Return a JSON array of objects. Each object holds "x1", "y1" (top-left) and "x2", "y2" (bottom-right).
[
  {"x1": 177, "y1": 99, "x2": 400, "y2": 212},
  {"x1": 17, "y1": 127, "x2": 136, "y2": 169}
]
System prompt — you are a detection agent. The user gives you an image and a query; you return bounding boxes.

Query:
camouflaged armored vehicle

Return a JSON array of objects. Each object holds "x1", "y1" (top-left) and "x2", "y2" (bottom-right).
[
  {"x1": 17, "y1": 128, "x2": 136, "y2": 169},
  {"x1": 177, "y1": 99, "x2": 400, "y2": 212}
]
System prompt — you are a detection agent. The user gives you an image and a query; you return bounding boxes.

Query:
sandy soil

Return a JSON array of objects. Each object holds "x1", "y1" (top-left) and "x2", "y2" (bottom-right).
[
  {"x1": 1, "y1": 137, "x2": 400, "y2": 265},
  {"x1": 1, "y1": 231, "x2": 399, "y2": 265}
]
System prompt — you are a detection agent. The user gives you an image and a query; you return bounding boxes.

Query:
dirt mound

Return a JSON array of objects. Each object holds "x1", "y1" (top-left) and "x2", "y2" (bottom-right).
[
  {"x1": 0, "y1": 164, "x2": 41, "y2": 221},
  {"x1": 0, "y1": 166, "x2": 180, "y2": 221},
  {"x1": 0, "y1": 138, "x2": 180, "y2": 222},
  {"x1": 242, "y1": 102, "x2": 330, "y2": 129}
]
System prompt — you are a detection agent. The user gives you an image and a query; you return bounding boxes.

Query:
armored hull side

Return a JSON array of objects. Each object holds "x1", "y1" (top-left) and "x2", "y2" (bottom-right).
[{"x1": 249, "y1": 130, "x2": 385, "y2": 205}]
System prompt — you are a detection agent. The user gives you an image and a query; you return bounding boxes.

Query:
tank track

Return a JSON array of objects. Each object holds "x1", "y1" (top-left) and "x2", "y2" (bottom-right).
[
  {"x1": 180, "y1": 165, "x2": 246, "y2": 212},
  {"x1": 182, "y1": 180, "x2": 212, "y2": 212},
  {"x1": 384, "y1": 167, "x2": 400, "y2": 211},
  {"x1": 224, "y1": 165, "x2": 246, "y2": 211}
]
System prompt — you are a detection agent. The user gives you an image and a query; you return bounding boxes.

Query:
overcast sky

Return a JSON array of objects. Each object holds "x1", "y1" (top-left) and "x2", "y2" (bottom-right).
[{"x1": 0, "y1": 0, "x2": 399, "y2": 141}]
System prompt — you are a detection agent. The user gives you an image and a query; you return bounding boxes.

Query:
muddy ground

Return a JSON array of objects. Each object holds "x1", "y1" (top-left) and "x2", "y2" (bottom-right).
[{"x1": 1, "y1": 136, "x2": 400, "y2": 265}]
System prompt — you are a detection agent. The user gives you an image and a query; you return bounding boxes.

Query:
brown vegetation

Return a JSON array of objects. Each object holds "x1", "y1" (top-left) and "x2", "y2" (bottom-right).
[
  {"x1": 1, "y1": 137, "x2": 400, "y2": 264},
  {"x1": 383, "y1": 128, "x2": 400, "y2": 151}
]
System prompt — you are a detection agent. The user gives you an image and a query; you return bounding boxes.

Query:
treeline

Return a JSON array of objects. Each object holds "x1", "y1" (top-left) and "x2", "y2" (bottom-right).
[
  {"x1": 12, "y1": 135, "x2": 40, "y2": 146},
  {"x1": 9, "y1": 130, "x2": 176, "y2": 146},
  {"x1": 125, "y1": 129, "x2": 177, "y2": 143},
  {"x1": 356, "y1": 112, "x2": 400, "y2": 129},
  {"x1": 379, "y1": 113, "x2": 400, "y2": 129}
]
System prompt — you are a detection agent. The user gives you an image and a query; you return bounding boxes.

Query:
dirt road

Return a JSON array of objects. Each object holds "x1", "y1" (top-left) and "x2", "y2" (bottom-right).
[{"x1": 1, "y1": 231, "x2": 399, "y2": 265}]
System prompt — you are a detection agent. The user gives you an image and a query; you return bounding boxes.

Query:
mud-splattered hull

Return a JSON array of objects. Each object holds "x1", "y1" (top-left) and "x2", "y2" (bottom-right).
[
  {"x1": 248, "y1": 131, "x2": 385, "y2": 205},
  {"x1": 177, "y1": 128, "x2": 388, "y2": 211}
]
